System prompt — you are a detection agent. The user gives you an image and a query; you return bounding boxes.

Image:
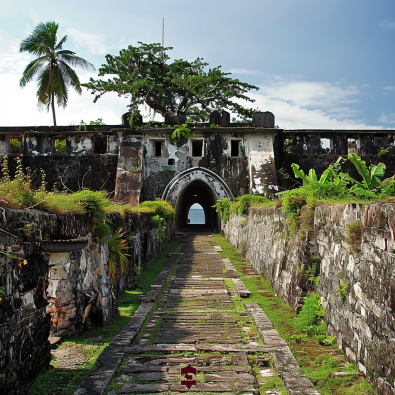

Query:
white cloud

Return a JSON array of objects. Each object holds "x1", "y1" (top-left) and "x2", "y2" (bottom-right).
[
  {"x1": 379, "y1": 113, "x2": 395, "y2": 124},
  {"x1": 65, "y1": 28, "x2": 109, "y2": 55},
  {"x1": 260, "y1": 78, "x2": 360, "y2": 109},
  {"x1": 362, "y1": 84, "x2": 370, "y2": 88},
  {"x1": 0, "y1": 72, "x2": 130, "y2": 126},
  {"x1": 380, "y1": 20, "x2": 395, "y2": 30},
  {"x1": 383, "y1": 86, "x2": 395, "y2": 91},
  {"x1": 246, "y1": 91, "x2": 384, "y2": 129},
  {"x1": 227, "y1": 68, "x2": 262, "y2": 75},
  {"x1": 0, "y1": 39, "x2": 32, "y2": 75}
]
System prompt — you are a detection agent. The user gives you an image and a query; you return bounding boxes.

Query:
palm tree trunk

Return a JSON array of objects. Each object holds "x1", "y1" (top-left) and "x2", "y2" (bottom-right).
[{"x1": 51, "y1": 92, "x2": 57, "y2": 127}]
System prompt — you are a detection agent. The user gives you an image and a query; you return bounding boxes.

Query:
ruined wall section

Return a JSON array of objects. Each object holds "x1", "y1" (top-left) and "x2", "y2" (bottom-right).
[
  {"x1": 274, "y1": 131, "x2": 395, "y2": 190},
  {"x1": 0, "y1": 208, "x2": 70, "y2": 395},
  {"x1": 0, "y1": 207, "x2": 174, "y2": 394},
  {"x1": 223, "y1": 204, "x2": 395, "y2": 393},
  {"x1": 142, "y1": 129, "x2": 278, "y2": 201},
  {"x1": 113, "y1": 134, "x2": 143, "y2": 206}
]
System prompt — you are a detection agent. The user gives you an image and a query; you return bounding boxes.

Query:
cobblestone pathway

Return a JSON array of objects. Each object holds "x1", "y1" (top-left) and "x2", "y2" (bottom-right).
[{"x1": 76, "y1": 235, "x2": 319, "y2": 395}]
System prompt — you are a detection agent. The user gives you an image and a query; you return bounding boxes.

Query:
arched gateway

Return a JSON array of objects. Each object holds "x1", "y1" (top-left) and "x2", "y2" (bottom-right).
[{"x1": 162, "y1": 167, "x2": 233, "y2": 232}]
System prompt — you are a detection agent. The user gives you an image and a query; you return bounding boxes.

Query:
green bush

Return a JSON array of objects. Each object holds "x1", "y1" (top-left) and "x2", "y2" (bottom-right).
[
  {"x1": 214, "y1": 195, "x2": 271, "y2": 222},
  {"x1": 295, "y1": 293, "x2": 326, "y2": 335},
  {"x1": 139, "y1": 199, "x2": 175, "y2": 223},
  {"x1": 280, "y1": 183, "x2": 347, "y2": 215},
  {"x1": 10, "y1": 139, "x2": 22, "y2": 153}
]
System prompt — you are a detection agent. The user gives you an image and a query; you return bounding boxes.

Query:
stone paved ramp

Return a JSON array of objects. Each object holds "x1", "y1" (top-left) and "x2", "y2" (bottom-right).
[{"x1": 75, "y1": 235, "x2": 319, "y2": 395}]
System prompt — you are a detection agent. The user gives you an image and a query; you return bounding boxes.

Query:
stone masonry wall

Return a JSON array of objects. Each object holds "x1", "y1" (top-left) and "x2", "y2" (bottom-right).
[
  {"x1": 0, "y1": 207, "x2": 174, "y2": 395},
  {"x1": 223, "y1": 203, "x2": 395, "y2": 394}
]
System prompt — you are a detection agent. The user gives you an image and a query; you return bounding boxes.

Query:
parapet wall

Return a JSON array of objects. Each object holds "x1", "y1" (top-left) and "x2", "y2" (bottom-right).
[
  {"x1": 223, "y1": 203, "x2": 395, "y2": 394},
  {"x1": 0, "y1": 207, "x2": 173, "y2": 395}
]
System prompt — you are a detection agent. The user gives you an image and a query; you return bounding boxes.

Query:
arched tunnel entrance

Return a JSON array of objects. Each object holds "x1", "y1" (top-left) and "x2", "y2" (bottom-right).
[
  {"x1": 162, "y1": 167, "x2": 234, "y2": 233},
  {"x1": 175, "y1": 180, "x2": 219, "y2": 232}
]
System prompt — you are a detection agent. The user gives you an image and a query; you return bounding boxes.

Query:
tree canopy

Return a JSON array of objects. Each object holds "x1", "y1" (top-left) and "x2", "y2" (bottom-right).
[
  {"x1": 83, "y1": 42, "x2": 259, "y2": 122},
  {"x1": 19, "y1": 21, "x2": 95, "y2": 127}
]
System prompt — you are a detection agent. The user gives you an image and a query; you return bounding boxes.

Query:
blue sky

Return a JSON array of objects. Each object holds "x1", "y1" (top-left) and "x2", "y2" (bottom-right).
[{"x1": 0, "y1": 0, "x2": 394, "y2": 129}]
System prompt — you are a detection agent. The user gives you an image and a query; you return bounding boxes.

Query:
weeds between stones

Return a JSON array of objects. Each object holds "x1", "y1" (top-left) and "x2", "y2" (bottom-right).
[{"x1": 212, "y1": 234, "x2": 377, "y2": 395}]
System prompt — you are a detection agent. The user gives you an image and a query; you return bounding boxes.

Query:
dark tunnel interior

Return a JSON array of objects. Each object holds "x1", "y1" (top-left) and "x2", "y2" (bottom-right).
[{"x1": 175, "y1": 180, "x2": 220, "y2": 233}]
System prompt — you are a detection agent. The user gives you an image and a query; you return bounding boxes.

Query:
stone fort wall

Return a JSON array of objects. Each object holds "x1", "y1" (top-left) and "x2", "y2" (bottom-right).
[
  {"x1": 223, "y1": 203, "x2": 395, "y2": 394},
  {"x1": 0, "y1": 207, "x2": 173, "y2": 395}
]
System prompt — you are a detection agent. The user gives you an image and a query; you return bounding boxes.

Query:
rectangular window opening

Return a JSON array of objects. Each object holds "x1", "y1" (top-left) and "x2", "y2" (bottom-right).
[
  {"x1": 192, "y1": 140, "x2": 203, "y2": 157},
  {"x1": 54, "y1": 139, "x2": 67, "y2": 154},
  {"x1": 9, "y1": 138, "x2": 22, "y2": 154},
  {"x1": 231, "y1": 140, "x2": 240, "y2": 157},
  {"x1": 154, "y1": 141, "x2": 162, "y2": 157},
  {"x1": 348, "y1": 138, "x2": 357, "y2": 153},
  {"x1": 320, "y1": 138, "x2": 331, "y2": 153}
]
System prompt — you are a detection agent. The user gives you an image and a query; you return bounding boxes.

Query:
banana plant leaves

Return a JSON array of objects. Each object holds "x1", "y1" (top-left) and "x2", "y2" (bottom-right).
[{"x1": 348, "y1": 152, "x2": 386, "y2": 190}]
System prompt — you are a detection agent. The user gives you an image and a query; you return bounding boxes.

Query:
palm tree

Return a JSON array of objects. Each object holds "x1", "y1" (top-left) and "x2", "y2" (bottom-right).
[{"x1": 19, "y1": 21, "x2": 95, "y2": 127}]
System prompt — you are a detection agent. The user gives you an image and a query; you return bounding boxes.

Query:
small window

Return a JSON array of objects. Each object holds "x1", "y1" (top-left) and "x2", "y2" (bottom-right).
[
  {"x1": 348, "y1": 138, "x2": 357, "y2": 153},
  {"x1": 54, "y1": 139, "x2": 67, "y2": 154},
  {"x1": 154, "y1": 141, "x2": 162, "y2": 157},
  {"x1": 10, "y1": 138, "x2": 22, "y2": 153},
  {"x1": 320, "y1": 138, "x2": 331, "y2": 154},
  {"x1": 231, "y1": 140, "x2": 240, "y2": 157},
  {"x1": 192, "y1": 140, "x2": 203, "y2": 157},
  {"x1": 168, "y1": 158, "x2": 175, "y2": 165}
]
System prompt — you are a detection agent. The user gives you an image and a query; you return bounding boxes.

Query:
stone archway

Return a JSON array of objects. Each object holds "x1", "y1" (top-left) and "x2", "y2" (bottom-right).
[{"x1": 162, "y1": 167, "x2": 233, "y2": 232}]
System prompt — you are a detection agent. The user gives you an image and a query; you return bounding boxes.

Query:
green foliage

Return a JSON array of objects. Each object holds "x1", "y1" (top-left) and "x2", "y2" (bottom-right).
[
  {"x1": 83, "y1": 42, "x2": 258, "y2": 122},
  {"x1": 108, "y1": 228, "x2": 129, "y2": 283},
  {"x1": 291, "y1": 157, "x2": 349, "y2": 187},
  {"x1": 10, "y1": 139, "x2": 22, "y2": 153},
  {"x1": 284, "y1": 138, "x2": 294, "y2": 153},
  {"x1": 19, "y1": 21, "x2": 95, "y2": 126},
  {"x1": 54, "y1": 139, "x2": 67, "y2": 153},
  {"x1": 139, "y1": 199, "x2": 175, "y2": 223},
  {"x1": 152, "y1": 216, "x2": 166, "y2": 243},
  {"x1": 345, "y1": 221, "x2": 362, "y2": 253},
  {"x1": 78, "y1": 118, "x2": 105, "y2": 131},
  {"x1": 210, "y1": 123, "x2": 220, "y2": 128},
  {"x1": 213, "y1": 195, "x2": 271, "y2": 222},
  {"x1": 213, "y1": 197, "x2": 231, "y2": 222},
  {"x1": 140, "y1": 199, "x2": 175, "y2": 243},
  {"x1": 377, "y1": 146, "x2": 390, "y2": 156},
  {"x1": 280, "y1": 183, "x2": 347, "y2": 216},
  {"x1": 338, "y1": 279, "x2": 349, "y2": 301},
  {"x1": 348, "y1": 152, "x2": 386, "y2": 190},
  {"x1": 295, "y1": 293, "x2": 326, "y2": 335},
  {"x1": 377, "y1": 177, "x2": 395, "y2": 197},
  {"x1": 0, "y1": 156, "x2": 36, "y2": 208},
  {"x1": 171, "y1": 123, "x2": 191, "y2": 140}
]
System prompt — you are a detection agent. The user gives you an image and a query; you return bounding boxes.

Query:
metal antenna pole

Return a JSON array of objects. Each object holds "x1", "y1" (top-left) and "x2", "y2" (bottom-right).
[{"x1": 162, "y1": 17, "x2": 164, "y2": 47}]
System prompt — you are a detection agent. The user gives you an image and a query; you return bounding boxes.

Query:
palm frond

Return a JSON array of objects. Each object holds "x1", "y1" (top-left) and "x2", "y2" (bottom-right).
[
  {"x1": 58, "y1": 53, "x2": 95, "y2": 71},
  {"x1": 108, "y1": 227, "x2": 130, "y2": 283},
  {"x1": 55, "y1": 34, "x2": 68, "y2": 50},
  {"x1": 36, "y1": 67, "x2": 51, "y2": 107},
  {"x1": 19, "y1": 57, "x2": 47, "y2": 87},
  {"x1": 58, "y1": 61, "x2": 82, "y2": 94},
  {"x1": 53, "y1": 65, "x2": 69, "y2": 108}
]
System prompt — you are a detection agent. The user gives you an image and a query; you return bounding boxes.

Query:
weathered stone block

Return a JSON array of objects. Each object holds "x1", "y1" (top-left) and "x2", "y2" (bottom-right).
[{"x1": 252, "y1": 111, "x2": 274, "y2": 128}]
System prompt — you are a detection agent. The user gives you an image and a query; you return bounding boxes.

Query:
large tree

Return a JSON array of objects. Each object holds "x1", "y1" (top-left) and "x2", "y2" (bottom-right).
[
  {"x1": 20, "y1": 21, "x2": 95, "y2": 127},
  {"x1": 83, "y1": 42, "x2": 259, "y2": 122}
]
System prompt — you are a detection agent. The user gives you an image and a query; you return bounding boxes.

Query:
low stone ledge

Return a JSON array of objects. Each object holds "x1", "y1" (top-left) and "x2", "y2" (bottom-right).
[
  {"x1": 232, "y1": 278, "x2": 251, "y2": 297},
  {"x1": 245, "y1": 302, "x2": 320, "y2": 395},
  {"x1": 73, "y1": 261, "x2": 174, "y2": 394}
]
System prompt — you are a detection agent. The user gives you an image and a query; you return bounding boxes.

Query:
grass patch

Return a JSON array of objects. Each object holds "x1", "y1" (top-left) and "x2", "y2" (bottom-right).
[
  {"x1": 28, "y1": 237, "x2": 180, "y2": 395},
  {"x1": 212, "y1": 234, "x2": 377, "y2": 395}
]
